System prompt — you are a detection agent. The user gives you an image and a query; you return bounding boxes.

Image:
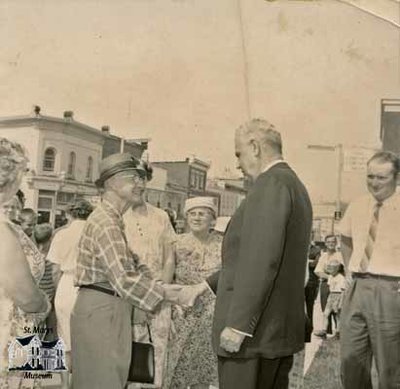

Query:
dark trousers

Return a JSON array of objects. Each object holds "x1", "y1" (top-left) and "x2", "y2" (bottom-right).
[
  {"x1": 340, "y1": 277, "x2": 400, "y2": 389},
  {"x1": 305, "y1": 283, "x2": 319, "y2": 329},
  {"x1": 320, "y1": 280, "x2": 334, "y2": 334},
  {"x1": 218, "y1": 355, "x2": 294, "y2": 389}
]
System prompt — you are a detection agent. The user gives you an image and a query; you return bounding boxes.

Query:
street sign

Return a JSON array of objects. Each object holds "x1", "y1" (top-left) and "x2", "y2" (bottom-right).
[{"x1": 343, "y1": 147, "x2": 377, "y2": 172}]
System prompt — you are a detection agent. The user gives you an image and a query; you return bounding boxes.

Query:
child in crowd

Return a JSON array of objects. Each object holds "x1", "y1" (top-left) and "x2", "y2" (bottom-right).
[
  {"x1": 20, "y1": 208, "x2": 38, "y2": 241},
  {"x1": 314, "y1": 259, "x2": 346, "y2": 339}
]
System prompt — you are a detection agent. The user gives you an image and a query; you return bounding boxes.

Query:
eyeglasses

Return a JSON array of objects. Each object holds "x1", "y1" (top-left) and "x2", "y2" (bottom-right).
[{"x1": 119, "y1": 173, "x2": 147, "y2": 183}]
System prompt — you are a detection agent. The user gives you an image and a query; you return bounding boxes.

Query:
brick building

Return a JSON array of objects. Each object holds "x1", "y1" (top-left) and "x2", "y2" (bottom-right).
[
  {"x1": 152, "y1": 157, "x2": 219, "y2": 229},
  {"x1": 207, "y1": 177, "x2": 247, "y2": 217}
]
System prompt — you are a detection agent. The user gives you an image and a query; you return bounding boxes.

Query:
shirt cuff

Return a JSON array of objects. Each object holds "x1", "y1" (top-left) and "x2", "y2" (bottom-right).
[
  {"x1": 203, "y1": 281, "x2": 215, "y2": 296},
  {"x1": 229, "y1": 327, "x2": 253, "y2": 338}
]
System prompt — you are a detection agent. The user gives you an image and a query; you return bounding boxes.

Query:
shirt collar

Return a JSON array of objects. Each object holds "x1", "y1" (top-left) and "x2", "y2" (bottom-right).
[
  {"x1": 262, "y1": 159, "x2": 285, "y2": 174},
  {"x1": 368, "y1": 191, "x2": 399, "y2": 208},
  {"x1": 101, "y1": 199, "x2": 124, "y2": 220}
]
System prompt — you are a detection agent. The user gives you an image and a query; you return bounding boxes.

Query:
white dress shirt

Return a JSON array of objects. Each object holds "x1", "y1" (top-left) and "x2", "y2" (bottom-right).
[
  {"x1": 339, "y1": 192, "x2": 400, "y2": 277},
  {"x1": 315, "y1": 251, "x2": 344, "y2": 280}
]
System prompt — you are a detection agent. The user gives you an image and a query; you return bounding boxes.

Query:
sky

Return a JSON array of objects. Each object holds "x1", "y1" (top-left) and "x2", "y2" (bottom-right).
[{"x1": 0, "y1": 0, "x2": 399, "y2": 202}]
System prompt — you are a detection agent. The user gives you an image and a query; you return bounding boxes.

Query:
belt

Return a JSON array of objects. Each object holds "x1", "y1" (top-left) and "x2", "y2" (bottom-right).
[
  {"x1": 79, "y1": 284, "x2": 120, "y2": 297},
  {"x1": 352, "y1": 272, "x2": 400, "y2": 282}
]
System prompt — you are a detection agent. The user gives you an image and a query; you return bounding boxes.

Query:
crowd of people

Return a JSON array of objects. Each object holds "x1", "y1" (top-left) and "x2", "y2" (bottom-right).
[{"x1": 0, "y1": 117, "x2": 399, "y2": 389}]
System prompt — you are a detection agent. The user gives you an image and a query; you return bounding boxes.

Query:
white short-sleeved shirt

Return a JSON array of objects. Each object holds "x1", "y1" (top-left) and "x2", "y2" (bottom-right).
[
  {"x1": 314, "y1": 251, "x2": 344, "y2": 279},
  {"x1": 339, "y1": 193, "x2": 400, "y2": 276},
  {"x1": 328, "y1": 273, "x2": 346, "y2": 292},
  {"x1": 47, "y1": 219, "x2": 87, "y2": 273},
  {"x1": 123, "y1": 203, "x2": 176, "y2": 279}
]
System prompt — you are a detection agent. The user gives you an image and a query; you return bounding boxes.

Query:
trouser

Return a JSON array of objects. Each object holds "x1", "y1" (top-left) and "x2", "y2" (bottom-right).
[
  {"x1": 305, "y1": 283, "x2": 319, "y2": 329},
  {"x1": 340, "y1": 275, "x2": 400, "y2": 389},
  {"x1": 71, "y1": 288, "x2": 133, "y2": 389},
  {"x1": 320, "y1": 280, "x2": 334, "y2": 334},
  {"x1": 218, "y1": 355, "x2": 294, "y2": 389}
]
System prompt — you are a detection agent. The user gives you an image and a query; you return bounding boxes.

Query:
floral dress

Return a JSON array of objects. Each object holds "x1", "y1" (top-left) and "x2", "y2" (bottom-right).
[
  {"x1": 0, "y1": 216, "x2": 48, "y2": 389},
  {"x1": 165, "y1": 232, "x2": 222, "y2": 389}
]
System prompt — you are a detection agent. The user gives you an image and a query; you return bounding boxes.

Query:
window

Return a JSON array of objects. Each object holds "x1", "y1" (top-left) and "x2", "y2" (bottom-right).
[
  {"x1": 190, "y1": 172, "x2": 196, "y2": 188},
  {"x1": 43, "y1": 148, "x2": 56, "y2": 172},
  {"x1": 67, "y1": 152, "x2": 76, "y2": 179},
  {"x1": 199, "y1": 172, "x2": 205, "y2": 190},
  {"x1": 86, "y1": 156, "x2": 93, "y2": 182}
]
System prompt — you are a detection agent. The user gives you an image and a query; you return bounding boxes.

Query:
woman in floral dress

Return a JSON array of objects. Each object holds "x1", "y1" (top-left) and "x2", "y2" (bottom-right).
[
  {"x1": 165, "y1": 197, "x2": 222, "y2": 389},
  {"x1": 0, "y1": 138, "x2": 50, "y2": 388}
]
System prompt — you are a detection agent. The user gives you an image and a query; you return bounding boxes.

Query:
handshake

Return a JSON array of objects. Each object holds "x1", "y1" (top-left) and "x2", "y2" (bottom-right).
[{"x1": 163, "y1": 282, "x2": 208, "y2": 308}]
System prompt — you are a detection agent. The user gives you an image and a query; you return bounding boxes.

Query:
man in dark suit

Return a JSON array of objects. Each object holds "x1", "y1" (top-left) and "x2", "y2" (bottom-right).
[{"x1": 207, "y1": 118, "x2": 313, "y2": 389}]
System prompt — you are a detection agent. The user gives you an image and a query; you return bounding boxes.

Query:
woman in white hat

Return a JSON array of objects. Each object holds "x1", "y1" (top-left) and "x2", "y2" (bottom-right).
[{"x1": 165, "y1": 196, "x2": 221, "y2": 389}]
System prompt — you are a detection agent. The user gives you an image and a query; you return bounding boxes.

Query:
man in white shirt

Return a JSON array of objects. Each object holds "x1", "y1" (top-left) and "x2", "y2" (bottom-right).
[
  {"x1": 314, "y1": 235, "x2": 344, "y2": 335},
  {"x1": 339, "y1": 151, "x2": 400, "y2": 389}
]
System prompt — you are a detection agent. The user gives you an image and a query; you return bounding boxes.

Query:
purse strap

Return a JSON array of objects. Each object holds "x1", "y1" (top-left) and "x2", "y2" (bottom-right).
[{"x1": 146, "y1": 323, "x2": 153, "y2": 344}]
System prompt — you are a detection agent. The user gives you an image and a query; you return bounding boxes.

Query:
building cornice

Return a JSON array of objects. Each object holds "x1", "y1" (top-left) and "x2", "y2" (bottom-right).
[{"x1": 0, "y1": 115, "x2": 106, "y2": 139}]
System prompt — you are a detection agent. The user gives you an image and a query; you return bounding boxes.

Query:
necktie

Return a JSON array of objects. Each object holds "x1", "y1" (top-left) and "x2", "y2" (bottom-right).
[{"x1": 358, "y1": 201, "x2": 383, "y2": 273}]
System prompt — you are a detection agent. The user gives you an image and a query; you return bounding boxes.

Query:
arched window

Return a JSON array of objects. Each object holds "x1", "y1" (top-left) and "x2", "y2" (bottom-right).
[
  {"x1": 43, "y1": 148, "x2": 56, "y2": 172},
  {"x1": 67, "y1": 152, "x2": 76, "y2": 178},
  {"x1": 86, "y1": 156, "x2": 93, "y2": 182}
]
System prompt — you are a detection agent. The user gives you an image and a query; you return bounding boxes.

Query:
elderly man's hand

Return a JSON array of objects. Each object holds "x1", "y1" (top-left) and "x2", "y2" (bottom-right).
[
  {"x1": 220, "y1": 327, "x2": 246, "y2": 353},
  {"x1": 176, "y1": 283, "x2": 208, "y2": 308}
]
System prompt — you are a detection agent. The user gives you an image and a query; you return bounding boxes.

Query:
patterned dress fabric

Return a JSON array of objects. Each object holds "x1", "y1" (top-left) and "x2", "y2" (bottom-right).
[
  {"x1": 0, "y1": 214, "x2": 48, "y2": 389},
  {"x1": 165, "y1": 232, "x2": 222, "y2": 389}
]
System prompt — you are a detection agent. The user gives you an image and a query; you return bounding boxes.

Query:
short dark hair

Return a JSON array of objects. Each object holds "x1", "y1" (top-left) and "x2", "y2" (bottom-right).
[
  {"x1": 367, "y1": 151, "x2": 400, "y2": 176},
  {"x1": 20, "y1": 208, "x2": 37, "y2": 219},
  {"x1": 68, "y1": 199, "x2": 94, "y2": 220},
  {"x1": 34, "y1": 223, "x2": 53, "y2": 244}
]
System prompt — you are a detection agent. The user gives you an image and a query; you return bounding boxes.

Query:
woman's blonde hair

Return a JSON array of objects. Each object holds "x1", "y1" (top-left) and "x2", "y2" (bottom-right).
[{"x1": 0, "y1": 138, "x2": 28, "y2": 190}]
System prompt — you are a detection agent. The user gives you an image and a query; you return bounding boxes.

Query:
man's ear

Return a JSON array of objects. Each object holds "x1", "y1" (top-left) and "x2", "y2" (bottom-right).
[{"x1": 249, "y1": 139, "x2": 261, "y2": 157}]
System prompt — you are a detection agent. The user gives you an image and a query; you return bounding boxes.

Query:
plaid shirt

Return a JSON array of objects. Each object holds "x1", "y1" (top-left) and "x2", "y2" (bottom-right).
[{"x1": 74, "y1": 199, "x2": 164, "y2": 312}]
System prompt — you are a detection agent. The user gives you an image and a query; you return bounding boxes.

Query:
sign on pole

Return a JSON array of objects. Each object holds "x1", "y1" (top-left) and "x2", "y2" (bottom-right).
[{"x1": 343, "y1": 147, "x2": 377, "y2": 173}]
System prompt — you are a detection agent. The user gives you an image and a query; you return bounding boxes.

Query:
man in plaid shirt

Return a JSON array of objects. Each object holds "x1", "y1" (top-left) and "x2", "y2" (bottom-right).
[{"x1": 71, "y1": 153, "x2": 186, "y2": 389}]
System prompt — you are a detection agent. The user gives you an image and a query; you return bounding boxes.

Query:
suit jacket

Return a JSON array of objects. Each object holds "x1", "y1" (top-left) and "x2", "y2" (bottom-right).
[{"x1": 207, "y1": 162, "x2": 312, "y2": 359}]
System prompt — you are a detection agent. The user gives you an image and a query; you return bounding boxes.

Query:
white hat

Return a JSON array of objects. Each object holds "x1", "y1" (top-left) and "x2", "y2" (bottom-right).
[
  {"x1": 214, "y1": 216, "x2": 231, "y2": 233},
  {"x1": 184, "y1": 197, "x2": 217, "y2": 216}
]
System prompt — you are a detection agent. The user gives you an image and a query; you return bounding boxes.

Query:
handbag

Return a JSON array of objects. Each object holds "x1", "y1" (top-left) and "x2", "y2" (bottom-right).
[{"x1": 128, "y1": 323, "x2": 155, "y2": 383}]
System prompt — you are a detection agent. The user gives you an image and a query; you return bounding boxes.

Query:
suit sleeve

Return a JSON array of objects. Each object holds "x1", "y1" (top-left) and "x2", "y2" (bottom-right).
[{"x1": 225, "y1": 176, "x2": 291, "y2": 334}]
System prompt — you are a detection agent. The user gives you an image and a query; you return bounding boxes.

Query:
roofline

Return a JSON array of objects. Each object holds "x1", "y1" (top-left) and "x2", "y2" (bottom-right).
[
  {"x1": 152, "y1": 159, "x2": 210, "y2": 167},
  {"x1": 126, "y1": 137, "x2": 151, "y2": 144},
  {"x1": 0, "y1": 115, "x2": 107, "y2": 138}
]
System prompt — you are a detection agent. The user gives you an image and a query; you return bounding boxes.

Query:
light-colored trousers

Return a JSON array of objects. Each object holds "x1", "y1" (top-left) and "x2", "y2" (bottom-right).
[
  {"x1": 71, "y1": 288, "x2": 133, "y2": 389},
  {"x1": 341, "y1": 276, "x2": 400, "y2": 389}
]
